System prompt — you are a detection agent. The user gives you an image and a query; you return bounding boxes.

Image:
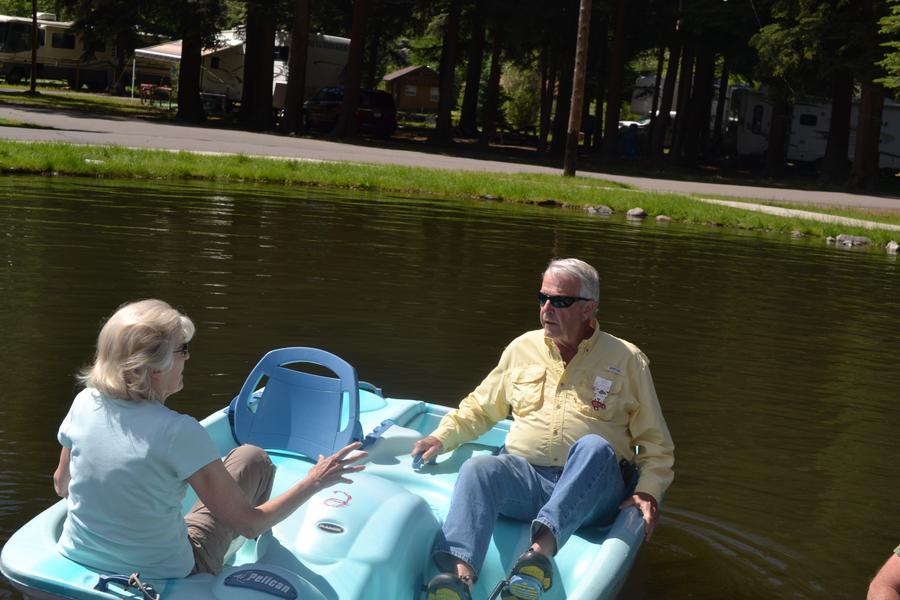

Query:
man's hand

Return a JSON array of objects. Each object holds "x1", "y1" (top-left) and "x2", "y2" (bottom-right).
[
  {"x1": 410, "y1": 435, "x2": 443, "y2": 464},
  {"x1": 619, "y1": 491, "x2": 659, "y2": 541}
]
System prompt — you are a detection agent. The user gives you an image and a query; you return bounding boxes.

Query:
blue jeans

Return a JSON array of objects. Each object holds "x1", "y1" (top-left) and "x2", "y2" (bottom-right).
[{"x1": 433, "y1": 434, "x2": 630, "y2": 578}]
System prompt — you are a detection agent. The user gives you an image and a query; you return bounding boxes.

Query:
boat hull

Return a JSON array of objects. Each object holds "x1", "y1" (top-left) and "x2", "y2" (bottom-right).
[{"x1": 2, "y1": 394, "x2": 644, "y2": 599}]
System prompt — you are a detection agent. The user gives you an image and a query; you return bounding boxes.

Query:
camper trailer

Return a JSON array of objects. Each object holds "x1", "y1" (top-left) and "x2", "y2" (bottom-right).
[
  {"x1": 0, "y1": 13, "x2": 170, "y2": 90},
  {"x1": 135, "y1": 30, "x2": 350, "y2": 113},
  {"x1": 0, "y1": 13, "x2": 115, "y2": 89},
  {"x1": 729, "y1": 87, "x2": 900, "y2": 171}
]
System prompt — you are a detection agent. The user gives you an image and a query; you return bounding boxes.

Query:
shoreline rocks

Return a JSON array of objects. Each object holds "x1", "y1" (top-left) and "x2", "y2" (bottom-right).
[{"x1": 835, "y1": 234, "x2": 872, "y2": 247}]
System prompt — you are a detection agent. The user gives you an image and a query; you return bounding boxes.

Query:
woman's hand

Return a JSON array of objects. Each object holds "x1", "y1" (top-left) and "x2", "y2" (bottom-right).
[
  {"x1": 306, "y1": 441, "x2": 367, "y2": 490},
  {"x1": 189, "y1": 441, "x2": 368, "y2": 540}
]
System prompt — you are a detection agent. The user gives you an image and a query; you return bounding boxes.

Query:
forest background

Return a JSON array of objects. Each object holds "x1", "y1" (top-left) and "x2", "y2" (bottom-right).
[{"x1": 1, "y1": 0, "x2": 900, "y2": 191}]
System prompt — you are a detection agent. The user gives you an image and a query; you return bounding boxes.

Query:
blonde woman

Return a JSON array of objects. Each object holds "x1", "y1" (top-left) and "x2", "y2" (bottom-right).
[{"x1": 52, "y1": 299, "x2": 365, "y2": 578}]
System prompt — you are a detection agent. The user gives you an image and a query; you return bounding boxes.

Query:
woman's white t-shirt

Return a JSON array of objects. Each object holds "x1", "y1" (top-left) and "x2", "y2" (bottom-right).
[{"x1": 57, "y1": 388, "x2": 220, "y2": 578}]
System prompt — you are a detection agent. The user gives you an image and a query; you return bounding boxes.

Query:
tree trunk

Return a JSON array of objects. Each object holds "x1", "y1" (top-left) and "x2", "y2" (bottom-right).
[
  {"x1": 538, "y1": 42, "x2": 556, "y2": 153},
  {"x1": 600, "y1": 0, "x2": 627, "y2": 161},
  {"x1": 551, "y1": 0, "x2": 577, "y2": 155},
  {"x1": 591, "y1": 16, "x2": 607, "y2": 152},
  {"x1": 458, "y1": 1, "x2": 486, "y2": 136},
  {"x1": 851, "y1": 80, "x2": 885, "y2": 190},
  {"x1": 711, "y1": 61, "x2": 729, "y2": 154},
  {"x1": 563, "y1": 0, "x2": 592, "y2": 176},
  {"x1": 650, "y1": 47, "x2": 664, "y2": 120},
  {"x1": 581, "y1": 85, "x2": 594, "y2": 148},
  {"x1": 111, "y1": 32, "x2": 128, "y2": 96},
  {"x1": 364, "y1": 36, "x2": 379, "y2": 89},
  {"x1": 764, "y1": 90, "x2": 790, "y2": 177},
  {"x1": 479, "y1": 22, "x2": 503, "y2": 148},
  {"x1": 28, "y1": 0, "x2": 37, "y2": 94},
  {"x1": 668, "y1": 40, "x2": 694, "y2": 164},
  {"x1": 176, "y1": 21, "x2": 205, "y2": 122},
  {"x1": 582, "y1": 12, "x2": 606, "y2": 150},
  {"x1": 650, "y1": 43, "x2": 679, "y2": 157},
  {"x1": 336, "y1": 0, "x2": 369, "y2": 139},
  {"x1": 239, "y1": 2, "x2": 276, "y2": 131},
  {"x1": 432, "y1": 0, "x2": 462, "y2": 143},
  {"x1": 820, "y1": 69, "x2": 852, "y2": 184},
  {"x1": 680, "y1": 42, "x2": 714, "y2": 165},
  {"x1": 280, "y1": 0, "x2": 312, "y2": 134}
]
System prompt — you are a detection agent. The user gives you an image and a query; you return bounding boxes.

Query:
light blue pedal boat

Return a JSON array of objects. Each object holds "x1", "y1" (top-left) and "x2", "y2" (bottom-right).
[{"x1": 1, "y1": 347, "x2": 646, "y2": 600}]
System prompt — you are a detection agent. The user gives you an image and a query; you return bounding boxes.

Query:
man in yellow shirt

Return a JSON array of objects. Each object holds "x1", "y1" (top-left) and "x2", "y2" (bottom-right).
[{"x1": 413, "y1": 258, "x2": 675, "y2": 600}]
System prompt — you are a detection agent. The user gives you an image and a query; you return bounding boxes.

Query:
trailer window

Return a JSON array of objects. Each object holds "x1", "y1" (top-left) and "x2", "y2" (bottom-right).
[
  {"x1": 2, "y1": 23, "x2": 34, "y2": 52},
  {"x1": 750, "y1": 105, "x2": 764, "y2": 134},
  {"x1": 51, "y1": 32, "x2": 76, "y2": 50},
  {"x1": 798, "y1": 113, "x2": 817, "y2": 127}
]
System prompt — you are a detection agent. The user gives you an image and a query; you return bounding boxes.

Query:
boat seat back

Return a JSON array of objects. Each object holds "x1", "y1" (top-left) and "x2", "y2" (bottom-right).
[{"x1": 232, "y1": 347, "x2": 362, "y2": 459}]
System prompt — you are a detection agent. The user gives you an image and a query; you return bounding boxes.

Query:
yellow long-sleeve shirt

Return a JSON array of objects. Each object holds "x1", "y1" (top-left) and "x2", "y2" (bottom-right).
[{"x1": 432, "y1": 324, "x2": 675, "y2": 501}]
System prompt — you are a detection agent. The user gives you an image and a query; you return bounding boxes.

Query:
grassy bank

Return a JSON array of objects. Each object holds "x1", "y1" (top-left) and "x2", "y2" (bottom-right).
[{"x1": 0, "y1": 138, "x2": 898, "y2": 248}]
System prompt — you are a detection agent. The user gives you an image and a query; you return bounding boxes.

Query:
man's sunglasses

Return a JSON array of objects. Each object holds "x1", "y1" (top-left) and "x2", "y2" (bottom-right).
[
  {"x1": 538, "y1": 293, "x2": 590, "y2": 309},
  {"x1": 174, "y1": 343, "x2": 190, "y2": 356}
]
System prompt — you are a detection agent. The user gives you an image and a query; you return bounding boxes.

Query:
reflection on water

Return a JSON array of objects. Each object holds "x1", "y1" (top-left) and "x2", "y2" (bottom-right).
[{"x1": 1, "y1": 176, "x2": 899, "y2": 599}]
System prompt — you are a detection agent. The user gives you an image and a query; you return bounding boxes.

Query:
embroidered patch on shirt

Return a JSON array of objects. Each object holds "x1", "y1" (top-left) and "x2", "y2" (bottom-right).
[{"x1": 592, "y1": 376, "x2": 613, "y2": 410}]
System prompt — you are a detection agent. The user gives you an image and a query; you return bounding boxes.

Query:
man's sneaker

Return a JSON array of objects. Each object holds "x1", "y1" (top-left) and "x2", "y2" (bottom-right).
[
  {"x1": 499, "y1": 550, "x2": 553, "y2": 600},
  {"x1": 425, "y1": 573, "x2": 473, "y2": 600}
]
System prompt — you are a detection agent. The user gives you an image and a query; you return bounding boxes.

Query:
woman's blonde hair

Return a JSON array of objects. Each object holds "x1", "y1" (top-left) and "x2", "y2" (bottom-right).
[{"x1": 79, "y1": 299, "x2": 195, "y2": 402}]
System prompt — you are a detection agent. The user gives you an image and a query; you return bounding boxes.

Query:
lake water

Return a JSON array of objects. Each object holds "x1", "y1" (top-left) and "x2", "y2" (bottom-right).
[{"x1": 0, "y1": 176, "x2": 898, "y2": 599}]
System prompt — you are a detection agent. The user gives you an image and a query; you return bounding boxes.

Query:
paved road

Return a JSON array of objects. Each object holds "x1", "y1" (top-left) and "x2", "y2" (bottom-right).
[{"x1": 2, "y1": 102, "x2": 900, "y2": 211}]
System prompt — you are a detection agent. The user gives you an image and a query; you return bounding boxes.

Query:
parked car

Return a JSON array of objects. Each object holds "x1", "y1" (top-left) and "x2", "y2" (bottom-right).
[{"x1": 303, "y1": 86, "x2": 397, "y2": 137}]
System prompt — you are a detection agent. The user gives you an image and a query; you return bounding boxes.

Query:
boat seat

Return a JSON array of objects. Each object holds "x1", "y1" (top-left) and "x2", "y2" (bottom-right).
[{"x1": 231, "y1": 347, "x2": 362, "y2": 459}]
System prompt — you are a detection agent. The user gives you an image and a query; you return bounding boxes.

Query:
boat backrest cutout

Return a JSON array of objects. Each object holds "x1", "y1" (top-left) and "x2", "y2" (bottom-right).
[{"x1": 232, "y1": 347, "x2": 362, "y2": 460}]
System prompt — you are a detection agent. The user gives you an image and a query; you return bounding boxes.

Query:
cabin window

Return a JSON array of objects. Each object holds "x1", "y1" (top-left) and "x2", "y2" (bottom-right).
[
  {"x1": 210, "y1": 56, "x2": 220, "y2": 69},
  {"x1": 430, "y1": 86, "x2": 439, "y2": 102},
  {"x1": 51, "y1": 32, "x2": 76, "y2": 50},
  {"x1": 404, "y1": 85, "x2": 417, "y2": 97},
  {"x1": 798, "y1": 113, "x2": 817, "y2": 127}
]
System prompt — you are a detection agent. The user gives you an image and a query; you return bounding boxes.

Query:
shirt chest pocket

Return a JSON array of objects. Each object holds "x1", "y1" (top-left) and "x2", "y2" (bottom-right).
[
  {"x1": 577, "y1": 376, "x2": 624, "y2": 421},
  {"x1": 508, "y1": 366, "x2": 546, "y2": 417}
]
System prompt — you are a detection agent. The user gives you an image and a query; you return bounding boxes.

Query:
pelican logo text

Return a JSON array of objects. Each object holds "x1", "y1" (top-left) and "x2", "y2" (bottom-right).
[
  {"x1": 317, "y1": 521, "x2": 345, "y2": 534},
  {"x1": 324, "y1": 490, "x2": 352, "y2": 507},
  {"x1": 224, "y1": 569, "x2": 298, "y2": 599}
]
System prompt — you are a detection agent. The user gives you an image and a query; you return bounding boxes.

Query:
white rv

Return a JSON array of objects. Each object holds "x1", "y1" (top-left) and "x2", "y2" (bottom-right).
[
  {"x1": 729, "y1": 87, "x2": 900, "y2": 171},
  {"x1": 0, "y1": 13, "x2": 115, "y2": 89},
  {"x1": 134, "y1": 30, "x2": 350, "y2": 112}
]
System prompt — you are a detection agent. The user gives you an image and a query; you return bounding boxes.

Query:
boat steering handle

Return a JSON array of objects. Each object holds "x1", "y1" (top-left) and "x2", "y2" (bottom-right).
[{"x1": 94, "y1": 573, "x2": 160, "y2": 600}]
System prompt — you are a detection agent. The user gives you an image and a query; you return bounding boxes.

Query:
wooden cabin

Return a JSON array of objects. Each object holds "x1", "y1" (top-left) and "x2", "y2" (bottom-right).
[{"x1": 383, "y1": 65, "x2": 439, "y2": 113}]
